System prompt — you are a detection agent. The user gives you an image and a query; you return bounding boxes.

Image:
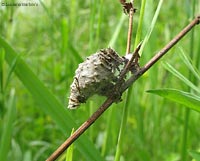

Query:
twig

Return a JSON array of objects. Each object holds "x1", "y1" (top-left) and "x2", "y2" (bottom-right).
[
  {"x1": 46, "y1": 98, "x2": 114, "y2": 161},
  {"x1": 46, "y1": 15, "x2": 200, "y2": 161},
  {"x1": 126, "y1": 0, "x2": 134, "y2": 55},
  {"x1": 116, "y1": 0, "x2": 137, "y2": 93}
]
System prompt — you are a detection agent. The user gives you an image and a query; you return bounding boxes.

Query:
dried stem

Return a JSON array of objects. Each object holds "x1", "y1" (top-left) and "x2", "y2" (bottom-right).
[
  {"x1": 126, "y1": 1, "x2": 134, "y2": 55},
  {"x1": 46, "y1": 98, "x2": 113, "y2": 161},
  {"x1": 117, "y1": 0, "x2": 137, "y2": 89},
  {"x1": 46, "y1": 15, "x2": 200, "y2": 161}
]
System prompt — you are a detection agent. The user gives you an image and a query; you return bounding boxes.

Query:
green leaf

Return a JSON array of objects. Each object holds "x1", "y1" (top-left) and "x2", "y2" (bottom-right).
[
  {"x1": 108, "y1": 13, "x2": 126, "y2": 48},
  {"x1": 189, "y1": 150, "x2": 200, "y2": 161},
  {"x1": 0, "y1": 36, "x2": 104, "y2": 161},
  {"x1": 139, "y1": 0, "x2": 164, "y2": 55},
  {"x1": 65, "y1": 128, "x2": 75, "y2": 161},
  {"x1": 147, "y1": 88, "x2": 200, "y2": 113},
  {"x1": 0, "y1": 89, "x2": 16, "y2": 161},
  {"x1": 5, "y1": 51, "x2": 20, "y2": 90},
  {"x1": 61, "y1": 18, "x2": 69, "y2": 55},
  {"x1": 0, "y1": 48, "x2": 5, "y2": 93},
  {"x1": 68, "y1": 43, "x2": 83, "y2": 63},
  {"x1": 163, "y1": 62, "x2": 200, "y2": 94},
  {"x1": 134, "y1": 0, "x2": 146, "y2": 49},
  {"x1": 179, "y1": 48, "x2": 200, "y2": 81}
]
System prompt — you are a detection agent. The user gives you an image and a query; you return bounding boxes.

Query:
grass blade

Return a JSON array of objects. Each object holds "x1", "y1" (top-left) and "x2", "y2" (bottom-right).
[
  {"x1": 147, "y1": 88, "x2": 200, "y2": 113},
  {"x1": 68, "y1": 43, "x2": 83, "y2": 63},
  {"x1": 0, "y1": 89, "x2": 16, "y2": 161},
  {"x1": 134, "y1": 0, "x2": 146, "y2": 49},
  {"x1": 179, "y1": 48, "x2": 200, "y2": 81},
  {"x1": 108, "y1": 14, "x2": 126, "y2": 48},
  {"x1": 163, "y1": 62, "x2": 200, "y2": 94},
  {"x1": 0, "y1": 48, "x2": 5, "y2": 116},
  {"x1": 0, "y1": 48, "x2": 4, "y2": 94},
  {"x1": 114, "y1": 91, "x2": 130, "y2": 161},
  {"x1": 61, "y1": 18, "x2": 69, "y2": 55},
  {"x1": 0, "y1": 36, "x2": 105, "y2": 161},
  {"x1": 139, "y1": 0, "x2": 164, "y2": 55},
  {"x1": 4, "y1": 51, "x2": 20, "y2": 91},
  {"x1": 65, "y1": 129, "x2": 75, "y2": 161}
]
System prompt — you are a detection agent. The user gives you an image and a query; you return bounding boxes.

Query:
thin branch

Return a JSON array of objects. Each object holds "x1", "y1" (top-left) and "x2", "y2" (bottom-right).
[
  {"x1": 117, "y1": 0, "x2": 137, "y2": 88},
  {"x1": 46, "y1": 15, "x2": 200, "y2": 161},
  {"x1": 126, "y1": 1, "x2": 134, "y2": 55},
  {"x1": 46, "y1": 98, "x2": 113, "y2": 161}
]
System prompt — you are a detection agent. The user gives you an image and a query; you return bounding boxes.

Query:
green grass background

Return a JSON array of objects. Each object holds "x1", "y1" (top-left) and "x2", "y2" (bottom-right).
[{"x1": 0, "y1": 0, "x2": 200, "y2": 161}]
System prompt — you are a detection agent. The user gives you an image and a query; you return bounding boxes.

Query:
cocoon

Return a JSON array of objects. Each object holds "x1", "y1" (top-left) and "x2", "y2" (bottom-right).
[{"x1": 68, "y1": 48, "x2": 127, "y2": 109}]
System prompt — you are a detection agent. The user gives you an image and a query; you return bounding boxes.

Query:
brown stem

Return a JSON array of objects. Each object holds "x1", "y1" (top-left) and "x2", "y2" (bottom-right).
[
  {"x1": 46, "y1": 98, "x2": 114, "y2": 161},
  {"x1": 46, "y1": 15, "x2": 200, "y2": 161},
  {"x1": 126, "y1": 4, "x2": 134, "y2": 55}
]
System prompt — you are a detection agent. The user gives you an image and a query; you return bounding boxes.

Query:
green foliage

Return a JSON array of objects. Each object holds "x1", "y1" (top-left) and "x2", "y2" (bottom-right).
[
  {"x1": 0, "y1": 89, "x2": 16, "y2": 161},
  {"x1": 163, "y1": 62, "x2": 200, "y2": 94},
  {"x1": 189, "y1": 150, "x2": 200, "y2": 161},
  {"x1": 147, "y1": 25, "x2": 200, "y2": 161},
  {"x1": 0, "y1": 0, "x2": 200, "y2": 161},
  {"x1": 0, "y1": 37, "x2": 104, "y2": 161},
  {"x1": 139, "y1": 0, "x2": 164, "y2": 55},
  {"x1": 65, "y1": 129, "x2": 75, "y2": 161},
  {"x1": 148, "y1": 50, "x2": 200, "y2": 112},
  {"x1": 147, "y1": 89, "x2": 200, "y2": 112}
]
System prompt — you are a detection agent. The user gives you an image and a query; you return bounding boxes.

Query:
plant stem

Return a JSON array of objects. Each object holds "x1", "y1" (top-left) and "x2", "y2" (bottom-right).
[
  {"x1": 114, "y1": 89, "x2": 131, "y2": 161},
  {"x1": 181, "y1": 1, "x2": 196, "y2": 160},
  {"x1": 181, "y1": 109, "x2": 190, "y2": 161},
  {"x1": 126, "y1": 2, "x2": 134, "y2": 55},
  {"x1": 115, "y1": 1, "x2": 135, "y2": 160}
]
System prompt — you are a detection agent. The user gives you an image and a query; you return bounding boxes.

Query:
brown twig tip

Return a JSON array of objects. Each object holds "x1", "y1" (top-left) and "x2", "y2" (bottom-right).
[{"x1": 119, "y1": 0, "x2": 136, "y2": 15}]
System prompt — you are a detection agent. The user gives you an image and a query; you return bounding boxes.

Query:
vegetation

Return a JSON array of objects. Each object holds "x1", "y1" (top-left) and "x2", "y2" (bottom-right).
[{"x1": 0, "y1": 0, "x2": 200, "y2": 161}]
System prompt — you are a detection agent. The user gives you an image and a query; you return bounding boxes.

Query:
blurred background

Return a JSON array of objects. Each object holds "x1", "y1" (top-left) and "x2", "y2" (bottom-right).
[{"x1": 0, "y1": 0, "x2": 200, "y2": 161}]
